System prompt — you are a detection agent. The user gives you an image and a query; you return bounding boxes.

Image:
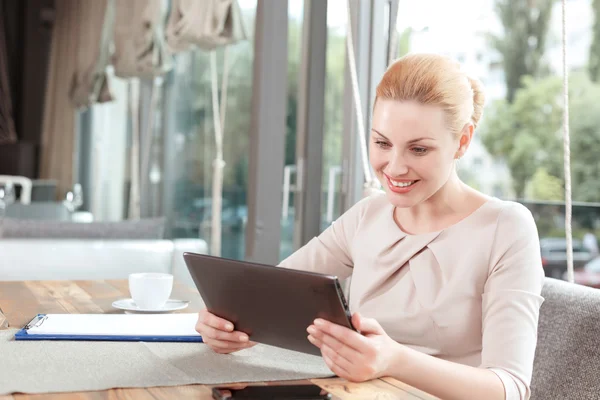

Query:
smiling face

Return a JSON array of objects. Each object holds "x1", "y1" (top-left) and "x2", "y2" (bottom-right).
[{"x1": 370, "y1": 99, "x2": 470, "y2": 208}]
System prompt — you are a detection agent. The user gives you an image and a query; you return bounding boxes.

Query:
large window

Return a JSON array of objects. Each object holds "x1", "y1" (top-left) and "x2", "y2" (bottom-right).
[
  {"x1": 321, "y1": 0, "x2": 349, "y2": 231},
  {"x1": 279, "y1": 0, "x2": 352, "y2": 260},
  {"x1": 75, "y1": 1, "x2": 600, "y2": 281},
  {"x1": 162, "y1": 1, "x2": 258, "y2": 260},
  {"x1": 398, "y1": 0, "x2": 600, "y2": 281},
  {"x1": 279, "y1": 0, "x2": 305, "y2": 260}
]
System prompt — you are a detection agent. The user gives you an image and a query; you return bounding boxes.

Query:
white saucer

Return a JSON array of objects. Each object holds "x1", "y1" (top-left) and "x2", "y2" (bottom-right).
[{"x1": 112, "y1": 298, "x2": 190, "y2": 313}]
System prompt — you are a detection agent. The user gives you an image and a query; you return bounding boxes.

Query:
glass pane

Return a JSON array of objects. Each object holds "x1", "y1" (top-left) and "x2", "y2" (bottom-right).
[
  {"x1": 395, "y1": 0, "x2": 600, "y2": 284},
  {"x1": 279, "y1": 0, "x2": 305, "y2": 261},
  {"x1": 166, "y1": 1, "x2": 258, "y2": 260},
  {"x1": 395, "y1": 0, "x2": 513, "y2": 199},
  {"x1": 320, "y1": 0, "x2": 348, "y2": 231},
  {"x1": 85, "y1": 73, "x2": 130, "y2": 222}
]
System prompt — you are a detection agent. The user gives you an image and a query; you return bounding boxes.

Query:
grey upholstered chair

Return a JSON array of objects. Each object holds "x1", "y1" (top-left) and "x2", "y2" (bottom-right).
[
  {"x1": 530, "y1": 278, "x2": 600, "y2": 400},
  {"x1": 4, "y1": 202, "x2": 71, "y2": 221},
  {"x1": 0, "y1": 217, "x2": 166, "y2": 240}
]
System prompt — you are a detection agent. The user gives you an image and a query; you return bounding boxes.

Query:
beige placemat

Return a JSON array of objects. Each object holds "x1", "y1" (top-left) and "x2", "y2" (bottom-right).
[
  {"x1": 0, "y1": 307, "x2": 7, "y2": 330},
  {"x1": 0, "y1": 329, "x2": 333, "y2": 395}
]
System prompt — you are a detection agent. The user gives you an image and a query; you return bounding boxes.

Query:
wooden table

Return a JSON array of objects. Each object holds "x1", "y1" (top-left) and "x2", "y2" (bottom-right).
[{"x1": 0, "y1": 280, "x2": 437, "y2": 400}]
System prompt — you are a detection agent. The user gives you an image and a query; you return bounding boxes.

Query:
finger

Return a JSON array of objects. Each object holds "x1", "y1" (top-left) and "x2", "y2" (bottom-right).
[
  {"x1": 199, "y1": 309, "x2": 235, "y2": 332},
  {"x1": 211, "y1": 346, "x2": 239, "y2": 354},
  {"x1": 352, "y1": 313, "x2": 384, "y2": 335},
  {"x1": 307, "y1": 334, "x2": 322, "y2": 348},
  {"x1": 208, "y1": 344, "x2": 239, "y2": 354},
  {"x1": 202, "y1": 337, "x2": 244, "y2": 349},
  {"x1": 208, "y1": 343, "x2": 255, "y2": 354},
  {"x1": 203, "y1": 338, "x2": 256, "y2": 352},
  {"x1": 202, "y1": 333, "x2": 257, "y2": 349},
  {"x1": 200, "y1": 324, "x2": 250, "y2": 343},
  {"x1": 212, "y1": 347, "x2": 242, "y2": 354},
  {"x1": 322, "y1": 353, "x2": 352, "y2": 380},
  {"x1": 320, "y1": 343, "x2": 356, "y2": 374},
  {"x1": 216, "y1": 345, "x2": 253, "y2": 354},
  {"x1": 210, "y1": 338, "x2": 256, "y2": 349},
  {"x1": 311, "y1": 320, "x2": 368, "y2": 352},
  {"x1": 308, "y1": 327, "x2": 359, "y2": 364}
]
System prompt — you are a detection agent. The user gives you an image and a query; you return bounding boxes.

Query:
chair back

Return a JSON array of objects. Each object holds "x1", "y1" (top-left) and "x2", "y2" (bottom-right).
[{"x1": 531, "y1": 278, "x2": 600, "y2": 399}]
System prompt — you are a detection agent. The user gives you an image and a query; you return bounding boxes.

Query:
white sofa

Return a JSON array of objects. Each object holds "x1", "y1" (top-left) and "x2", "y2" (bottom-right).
[{"x1": 0, "y1": 238, "x2": 208, "y2": 288}]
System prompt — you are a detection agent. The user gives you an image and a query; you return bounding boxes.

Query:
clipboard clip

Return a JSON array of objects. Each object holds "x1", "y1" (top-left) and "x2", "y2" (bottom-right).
[{"x1": 24, "y1": 314, "x2": 48, "y2": 330}]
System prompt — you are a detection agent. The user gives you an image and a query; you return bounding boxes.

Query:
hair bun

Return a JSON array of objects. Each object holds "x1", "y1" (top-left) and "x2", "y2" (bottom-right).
[{"x1": 467, "y1": 76, "x2": 485, "y2": 128}]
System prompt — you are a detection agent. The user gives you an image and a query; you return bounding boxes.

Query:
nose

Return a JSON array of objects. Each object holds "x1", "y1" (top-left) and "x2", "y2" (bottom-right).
[{"x1": 385, "y1": 150, "x2": 409, "y2": 177}]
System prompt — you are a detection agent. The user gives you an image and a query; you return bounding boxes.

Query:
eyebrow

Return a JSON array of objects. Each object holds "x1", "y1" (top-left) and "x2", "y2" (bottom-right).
[{"x1": 371, "y1": 129, "x2": 435, "y2": 144}]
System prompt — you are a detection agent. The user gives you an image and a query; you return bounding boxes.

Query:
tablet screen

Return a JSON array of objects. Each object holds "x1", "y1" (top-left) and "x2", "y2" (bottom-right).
[{"x1": 212, "y1": 383, "x2": 332, "y2": 399}]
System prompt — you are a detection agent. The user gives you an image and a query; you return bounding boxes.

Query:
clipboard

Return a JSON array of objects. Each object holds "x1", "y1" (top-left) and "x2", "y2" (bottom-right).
[{"x1": 15, "y1": 313, "x2": 204, "y2": 343}]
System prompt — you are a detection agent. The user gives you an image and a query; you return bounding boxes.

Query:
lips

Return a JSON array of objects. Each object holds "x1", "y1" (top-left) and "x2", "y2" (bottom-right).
[{"x1": 384, "y1": 174, "x2": 420, "y2": 194}]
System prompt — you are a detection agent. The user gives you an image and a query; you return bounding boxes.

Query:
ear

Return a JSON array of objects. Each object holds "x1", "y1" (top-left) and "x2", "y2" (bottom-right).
[{"x1": 455, "y1": 123, "x2": 474, "y2": 159}]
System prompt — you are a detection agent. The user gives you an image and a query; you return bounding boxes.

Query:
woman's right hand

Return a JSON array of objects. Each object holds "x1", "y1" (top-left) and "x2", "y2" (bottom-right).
[{"x1": 195, "y1": 309, "x2": 257, "y2": 354}]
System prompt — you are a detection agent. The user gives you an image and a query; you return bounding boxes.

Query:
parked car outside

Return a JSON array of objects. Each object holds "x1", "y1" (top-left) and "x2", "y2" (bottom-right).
[
  {"x1": 540, "y1": 237, "x2": 593, "y2": 279},
  {"x1": 568, "y1": 256, "x2": 600, "y2": 289}
]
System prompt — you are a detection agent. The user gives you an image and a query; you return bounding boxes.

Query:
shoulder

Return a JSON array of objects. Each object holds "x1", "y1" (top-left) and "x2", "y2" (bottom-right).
[
  {"x1": 486, "y1": 200, "x2": 542, "y2": 276},
  {"x1": 330, "y1": 190, "x2": 389, "y2": 232},
  {"x1": 490, "y1": 200, "x2": 538, "y2": 237},
  {"x1": 337, "y1": 190, "x2": 389, "y2": 219},
  {"x1": 458, "y1": 199, "x2": 537, "y2": 245},
  {"x1": 494, "y1": 200, "x2": 536, "y2": 227}
]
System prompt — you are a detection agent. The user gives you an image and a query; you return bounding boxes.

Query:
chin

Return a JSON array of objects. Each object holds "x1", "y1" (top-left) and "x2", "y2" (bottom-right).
[{"x1": 384, "y1": 189, "x2": 421, "y2": 209}]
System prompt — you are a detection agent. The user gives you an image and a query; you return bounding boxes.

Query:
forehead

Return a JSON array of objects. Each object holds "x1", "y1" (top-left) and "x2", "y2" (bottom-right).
[{"x1": 372, "y1": 99, "x2": 448, "y2": 140}]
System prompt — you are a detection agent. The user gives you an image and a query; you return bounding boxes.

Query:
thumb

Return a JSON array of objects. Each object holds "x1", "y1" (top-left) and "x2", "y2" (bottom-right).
[{"x1": 352, "y1": 312, "x2": 383, "y2": 335}]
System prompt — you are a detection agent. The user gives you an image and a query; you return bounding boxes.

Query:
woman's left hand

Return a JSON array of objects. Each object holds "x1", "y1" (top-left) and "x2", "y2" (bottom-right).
[{"x1": 307, "y1": 313, "x2": 402, "y2": 382}]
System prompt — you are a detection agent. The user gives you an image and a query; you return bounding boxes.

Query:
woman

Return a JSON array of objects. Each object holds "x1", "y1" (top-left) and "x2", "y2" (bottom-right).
[{"x1": 195, "y1": 53, "x2": 544, "y2": 400}]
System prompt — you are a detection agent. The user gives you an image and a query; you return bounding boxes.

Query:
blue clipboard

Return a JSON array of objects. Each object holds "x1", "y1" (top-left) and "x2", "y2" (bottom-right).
[{"x1": 14, "y1": 314, "x2": 205, "y2": 343}]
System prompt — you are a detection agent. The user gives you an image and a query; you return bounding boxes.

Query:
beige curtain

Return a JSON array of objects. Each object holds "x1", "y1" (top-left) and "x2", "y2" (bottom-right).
[
  {"x1": 69, "y1": 0, "x2": 114, "y2": 108},
  {"x1": 41, "y1": 0, "x2": 111, "y2": 198},
  {"x1": 40, "y1": 0, "x2": 79, "y2": 198},
  {"x1": 0, "y1": 0, "x2": 16, "y2": 145},
  {"x1": 111, "y1": 0, "x2": 171, "y2": 219},
  {"x1": 112, "y1": 0, "x2": 172, "y2": 79},
  {"x1": 165, "y1": 0, "x2": 247, "y2": 52}
]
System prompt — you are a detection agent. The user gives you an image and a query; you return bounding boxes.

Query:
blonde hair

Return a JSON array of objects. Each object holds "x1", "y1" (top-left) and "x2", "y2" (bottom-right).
[{"x1": 375, "y1": 53, "x2": 486, "y2": 135}]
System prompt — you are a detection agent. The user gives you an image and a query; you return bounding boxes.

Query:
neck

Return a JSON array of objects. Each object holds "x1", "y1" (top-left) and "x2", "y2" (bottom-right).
[{"x1": 396, "y1": 170, "x2": 471, "y2": 230}]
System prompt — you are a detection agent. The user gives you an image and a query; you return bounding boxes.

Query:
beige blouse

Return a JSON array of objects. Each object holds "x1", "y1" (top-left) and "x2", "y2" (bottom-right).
[{"x1": 279, "y1": 193, "x2": 544, "y2": 400}]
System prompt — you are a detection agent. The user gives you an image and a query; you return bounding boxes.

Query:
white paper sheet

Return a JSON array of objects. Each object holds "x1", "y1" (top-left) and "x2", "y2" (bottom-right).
[{"x1": 26, "y1": 313, "x2": 201, "y2": 337}]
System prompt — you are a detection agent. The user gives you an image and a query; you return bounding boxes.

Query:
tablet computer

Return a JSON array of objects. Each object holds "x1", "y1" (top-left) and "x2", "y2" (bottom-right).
[{"x1": 183, "y1": 252, "x2": 354, "y2": 356}]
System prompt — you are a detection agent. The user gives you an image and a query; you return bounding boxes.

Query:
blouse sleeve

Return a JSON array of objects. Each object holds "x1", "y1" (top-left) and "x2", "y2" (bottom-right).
[
  {"x1": 480, "y1": 203, "x2": 545, "y2": 400},
  {"x1": 277, "y1": 196, "x2": 371, "y2": 279}
]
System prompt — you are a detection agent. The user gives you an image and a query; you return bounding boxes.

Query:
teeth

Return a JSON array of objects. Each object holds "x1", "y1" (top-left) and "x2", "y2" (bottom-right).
[{"x1": 391, "y1": 180, "x2": 415, "y2": 187}]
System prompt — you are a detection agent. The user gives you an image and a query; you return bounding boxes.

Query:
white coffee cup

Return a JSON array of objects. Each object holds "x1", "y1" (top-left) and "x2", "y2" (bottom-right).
[{"x1": 128, "y1": 273, "x2": 173, "y2": 310}]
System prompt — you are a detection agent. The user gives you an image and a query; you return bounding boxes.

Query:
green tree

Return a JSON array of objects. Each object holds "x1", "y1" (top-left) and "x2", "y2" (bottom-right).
[
  {"x1": 322, "y1": 27, "x2": 347, "y2": 174},
  {"x1": 569, "y1": 73, "x2": 600, "y2": 202},
  {"x1": 590, "y1": 0, "x2": 600, "y2": 82},
  {"x1": 397, "y1": 27, "x2": 412, "y2": 58},
  {"x1": 457, "y1": 166, "x2": 482, "y2": 191},
  {"x1": 482, "y1": 72, "x2": 600, "y2": 202},
  {"x1": 490, "y1": 0, "x2": 554, "y2": 102},
  {"x1": 480, "y1": 75, "x2": 563, "y2": 198},
  {"x1": 525, "y1": 167, "x2": 563, "y2": 201}
]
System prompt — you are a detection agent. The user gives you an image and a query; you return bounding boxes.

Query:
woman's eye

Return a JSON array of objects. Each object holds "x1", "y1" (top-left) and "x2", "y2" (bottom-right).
[
  {"x1": 411, "y1": 147, "x2": 428, "y2": 155},
  {"x1": 375, "y1": 141, "x2": 391, "y2": 148}
]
